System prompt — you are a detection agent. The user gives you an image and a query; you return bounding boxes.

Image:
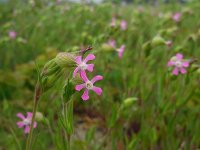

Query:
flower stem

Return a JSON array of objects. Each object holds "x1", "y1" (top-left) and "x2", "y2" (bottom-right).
[{"x1": 26, "y1": 83, "x2": 41, "y2": 150}]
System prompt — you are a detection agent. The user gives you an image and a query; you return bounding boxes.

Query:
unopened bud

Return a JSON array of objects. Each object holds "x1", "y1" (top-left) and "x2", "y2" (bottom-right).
[
  {"x1": 35, "y1": 112, "x2": 44, "y2": 122},
  {"x1": 122, "y1": 97, "x2": 138, "y2": 108},
  {"x1": 55, "y1": 52, "x2": 76, "y2": 68},
  {"x1": 151, "y1": 35, "x2": 165, "y2": 47},
  {"x1": 101, "y1": 43, "x2": 115, "y2": 52}
]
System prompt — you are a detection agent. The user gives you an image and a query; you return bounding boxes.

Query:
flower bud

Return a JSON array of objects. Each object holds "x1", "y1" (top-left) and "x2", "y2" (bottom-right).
[
  {"x1": 101, "y1": 43, "x2": 115, "y2": 52},
  {"x1": 35, "y1": 112, "x2": 44, "y2": 122},
  {"x1": 122, "y1": 97, "x2": 138, "y2": 108},
  {"x1": 151, "y1": 35, "x2": 165, "y2": 47},
  {"x1": 42, "y1": 69, "x2": 63, "y2": 91},
  {"x1": 55, "y1": 52, "x2": 76, "y2": 68}
]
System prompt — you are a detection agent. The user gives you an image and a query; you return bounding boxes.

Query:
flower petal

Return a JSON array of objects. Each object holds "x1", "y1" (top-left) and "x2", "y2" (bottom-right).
[
  {"x1": 86, "y1": 64, "x2": 94, "y2": 72},
  {"x1": 24, "y1": 125, "x2": 30, "y2": 134},
  {"x1": 17, "y1": 113, "x2": 25, "y2": 120},
  {"x1": 167, "y1": 60, "x2": 174, "y2": 66},
  {"x1": 182, "y1": 61, "x2": 189, "y2": 67},
  {"x1": 80, "y1": 71, "x2": 89, "y2": 82},
  {"x1": 17, "y1": 121, "x2": 24, "y2": 128},
  {"x1": 73, "y1": 67, "x2": 80, "y2": 78},
  {"x1": 33, "y1": 122, "x2": 37, "y2": 128},
  {"x1": 176, "y1": 53, "x2": 183, "y2": 60},
  {"x1": 27, "y1": 112, "x2": 33, "y2": 119},
  {"x1": 180, "y1": 68, "x2": 186, "y2": 74},
  {"x1": 91, "y1": 75, "x2": 103, "y2": 84},
  {"x1": 92, "y1": 86, "x2": 102, "y2": 95},
  {"x1": 75, "y1": 56, "x2": 82, "y2": 64},
  {"x1": 118, "y1": 45, "x2": 125, "y2": 58},
  {"x1": 108, "y1": 39, "x2": 116, "y2": 48},
  {"x1": 75, "y1": 83, "x2": 85, "y2": 91},
  {"x1": 81, "y1": 89, "x2": 89, "y2": 101},
  {"x1": 83, "y1": 54, "x2": 95, "y2": 63},
  {"x1": 172, "y1": 67, "x2": 179, "y2": 75}
]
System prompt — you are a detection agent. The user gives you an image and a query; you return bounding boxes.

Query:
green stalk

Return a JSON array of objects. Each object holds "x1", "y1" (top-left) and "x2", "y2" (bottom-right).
[{"x1": 26, "y1": 83, "x2": 41, "y2": 150}]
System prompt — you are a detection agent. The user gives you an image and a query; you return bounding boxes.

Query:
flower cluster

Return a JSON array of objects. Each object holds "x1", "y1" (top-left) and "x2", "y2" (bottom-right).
[
  {"x1": 74, "y1": 53, "x2": 103, "y2": 101},
  {"x1": 108, "y1": 39, "x2": 125, "y2": 58},
  {"x1": 16, "y1": 112, "x2": 37, "y2": 134},
  {"x1": 110, "y1": 17, "x2": 127, "y2": 31},
  {"x1": 168, "y1": 53, "x2": 190, "y2": 75}
]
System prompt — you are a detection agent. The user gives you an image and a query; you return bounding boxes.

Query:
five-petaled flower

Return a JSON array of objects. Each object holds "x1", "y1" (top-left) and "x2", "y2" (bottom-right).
[
  {"x1": 167, "y1": 53, "x2": 190, "y2": 75},
  {"x1": 16, "y1": 112, "x2": 37, "y2": 134},
  {"x1": 75, "y1": 71, "x2": 103, "y2": 101},
  {"x1": 73, "y1": 54, "x2": 95, "y2": 78}
]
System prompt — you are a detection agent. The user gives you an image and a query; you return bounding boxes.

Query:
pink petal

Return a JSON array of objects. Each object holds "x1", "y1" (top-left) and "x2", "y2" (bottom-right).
[
  {"x1": 33, "y1": 122, "x2": 37, "y2": 128},
  {"x1": 86, "y1": 64, "x2": 94, "y2": 72},
  {"x1": 118, "y1": 45, "x2": 125, "y2": 58},
  {"x1": 27, "y1": 112, "x2": 33, "y2": 119},
  {"x1": 91, "y1": 75, "x2": 103, "y2": 84},
  {"x1": 180, "y1": 68, "x2": 186, "y2": 74},
  {"x1": 75, "y1": 83, "x2": 85, "y2": 91},
  {"x1": 83, "y1": 54, "x2": 95, "y2": 63},
  {"x1": 167, "y1": 60, "x2": 174, "y2": 67},
  {"x1": 75, "y1": 56, "x2": 82, "y2": 64},
  {"x1": 80, "y1": 71, "x2": 89, "y2": 82},
  {"x1": 182, "y1": 61, "x2": 189, "y2": 67},
  {"x1": 17, "y1": 121, "x2": 24, "y2": 128},
  {"x1": 81, "y1": 89, "x2": 89, "y2": 101},
  {"x1": 24, "y1": 125, "x2": 30, "y2": 134},
  {"x1": 172, "y1": 67, "x2": 179, "y2": 75},
  {"x1": 176, "y1": 53, "x2": 183, "y2": 60},
  {"x1": 73, "y1": 67, "x2": 80, "y2": 78},
  {"x1": 17, "y1": 113, "x2": 25, "y2": 120},
  {"x1": 92, "y1": 86, "x2": 102, "y2": 95}
]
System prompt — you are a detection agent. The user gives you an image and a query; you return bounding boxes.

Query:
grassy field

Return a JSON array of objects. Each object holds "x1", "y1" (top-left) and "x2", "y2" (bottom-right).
[{"x1": 0, "y1": 0, "x2": 200, "y2": 150}]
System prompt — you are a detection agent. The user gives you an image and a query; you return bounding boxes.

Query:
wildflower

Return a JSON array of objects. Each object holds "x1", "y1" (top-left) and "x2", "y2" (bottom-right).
[
  {"x1": 165, "y1": 40, "x2": 173, "y2": 48},
  {"x1": 117, "y1": 45, "x2": 125, "y2": 58},
  {"x1": 16, "y1": 112, "x2": 37, "y2": 134},
  {"x1": 73, "y1": 54, "x2": 95, "y2": 78},
  {"x1": 108, "y1": 39, "x2": 125, "y2": 58},
  {"x1": 75, "y1": 71, "x2": 103, "y2": 101},
  {"x1": 168, "y1": 53, "x2": 190, "y2": 75},
  {"x1": 172, "y1": 12, "x2": 182, "y2": 22},
  {"x1": 8, "y1": 30, "x2": 17, "y2": 39},
  {"x1": 120, "y1": 20, "x2": 127, "y2": 30}
]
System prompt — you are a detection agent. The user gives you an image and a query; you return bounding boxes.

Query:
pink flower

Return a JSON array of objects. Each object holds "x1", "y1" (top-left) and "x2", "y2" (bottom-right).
[
  {"x1": 110, "y1": 17, "x2": 116, "y2": 27},
  {"x1": 165, "y1": 40, "x2": 173, "y2": 48},
  {"x1": 73, "y1": 54, "x2": 95, "y2": 78},
  {"x1": 172, "y1": 12, "x2": 182, "y2": 22},
  {"x1": 117, "y1": 45, "x2": 125, "y2": 58},
  {"x1": 108, "y1": 39, "x2": 116, "y2": 48},
  {"x1": 16, "y1": 112, "x2": 37, "y2": 134},
  {"x1": 167, "y1": 53, "x2": 190, "y2": 75},
  {"x1": 120, "y1": 20, "x2": 127, "y2": 30},
  {"x1": 8, "y1": 30, "x2": 17, "y2": 39},
  {"x1": 75, "y1": 72, "x2": 103, "y2": 101}
]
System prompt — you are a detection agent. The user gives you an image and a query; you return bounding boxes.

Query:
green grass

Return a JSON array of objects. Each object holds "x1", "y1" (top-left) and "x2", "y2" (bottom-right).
[{"x1": 0, "y1": 0, "x2": 200, "y2": 149}]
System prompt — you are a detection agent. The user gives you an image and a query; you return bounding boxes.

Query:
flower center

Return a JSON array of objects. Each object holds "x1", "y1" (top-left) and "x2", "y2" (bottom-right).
[
  {"x1": 23, "y1": 118, "x2": 31, "y2": 125},
  {"x1": 85, "y1": 81, "x2": 93, "y2": 90},
  {"x1": 175, "y1": 60, "x2": 182, "y2": 67},
  {"x1": 79, "y1": 62, "x2": 87, "y2": 70}
]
